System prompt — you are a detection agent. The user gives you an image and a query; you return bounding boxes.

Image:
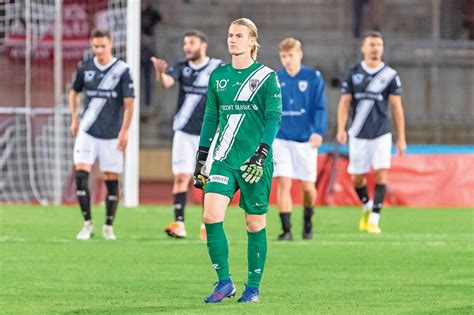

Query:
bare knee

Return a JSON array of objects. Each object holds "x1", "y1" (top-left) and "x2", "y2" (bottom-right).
[
  {"x1": 175, "y1": 173, "x2": 190, "y2": 185},
  {"x1": 278, "y1": 177, "x2": 292, "y2": 193},
  {"x1": 352, "y1": 174, "x2": 366, "y2": 187},
  {"x1": 103, "y1": 172, "x2": 119, "y2": 181},
  {"x1": 203, "y1": 210, "x2": 222, "y2": 224},
  {"x1": 374, "y1": 169, "x2": 388, "y2": 184},
  {"x1": 302, "y1": 182, "x2": 315, "y2": 196},
  {"x1": 174, "y1": 173, "x2": 191, "y2": 192},
  {"x1": 202, "y1": 193, "x2": 230, "y2": 224},
  {"x1": 245, "y1": 214, "x2": 266, "y2": 232}
]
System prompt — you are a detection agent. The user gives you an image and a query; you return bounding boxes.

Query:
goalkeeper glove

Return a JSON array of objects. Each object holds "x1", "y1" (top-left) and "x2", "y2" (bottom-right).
[
  {"x1": 193, "y1": 146, "x2": 210, "y2": 190},
  {"x1": 240, "y1": 143, "x2": 270, "y2": 184}
]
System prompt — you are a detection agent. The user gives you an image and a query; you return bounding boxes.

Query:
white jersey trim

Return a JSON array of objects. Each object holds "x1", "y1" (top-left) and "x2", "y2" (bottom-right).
[{"x1": 235, "y1": 66, "x2": 273, "y2": 102}]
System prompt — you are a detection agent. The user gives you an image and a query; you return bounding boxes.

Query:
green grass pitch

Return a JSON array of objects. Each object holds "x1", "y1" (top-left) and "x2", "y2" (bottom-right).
[{"x1": 1, "y1": 205, "x2": 472, "y2": 314}]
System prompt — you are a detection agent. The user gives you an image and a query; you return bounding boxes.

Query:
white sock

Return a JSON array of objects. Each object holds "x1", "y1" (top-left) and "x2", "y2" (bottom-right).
[
  {"x1": 369, "y1": 212, "x2": 380, "y2": 225},
  {"x1": 363, "y1": 200, "x2": 373, "y2": 212}
]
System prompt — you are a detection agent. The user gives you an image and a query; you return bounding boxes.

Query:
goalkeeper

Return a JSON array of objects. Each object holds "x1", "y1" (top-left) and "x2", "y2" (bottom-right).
[{"x1": 194, "y1": 18, "x2": 281, "y2": 303}]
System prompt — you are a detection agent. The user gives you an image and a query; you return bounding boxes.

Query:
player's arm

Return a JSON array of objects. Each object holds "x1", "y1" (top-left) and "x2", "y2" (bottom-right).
[
  {"x1": 68, "y1": 90, "x2": 80, "y2": 137},
  {"x1": 194, "y1": 72, "x2": 219, "y2": 189},
  {"x1": 260, "y1": 72, "x2": 282, "y2": 147},
  {"x1": 117, "y1": 69, "x2": 136, "y2": 151},
  {"x1": 389, "y1": 95, "x2": 406, "y2": 155},
  {"x1": 69, "y1": 64, "x2": 84, "y2": 137},
  {"x1": 336, "y1": 70, "x2": 354, "y2": 145},
  {"x1": 150, "y1": 56, "x2": 175, "y2": 88},
  {"x1": 117, "y1": 97, "x2": 134, "y2": 151},
  {"x1": 336, "y1": 95, "x2": 352, "y2": 145},
  {"x1": 241, "y1": 72, "x2": 282, "y2": 184},
  {"x1": 309, "y1": 72, "x2": 328, "y2": 148},
  {"x1": 388, "y1": 74, "x2": 406, "y2": 155}
]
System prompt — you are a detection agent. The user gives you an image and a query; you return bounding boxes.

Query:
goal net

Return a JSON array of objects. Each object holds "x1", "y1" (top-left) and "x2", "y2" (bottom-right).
[{"x1": 0, "y1": 0, "x2": 139, "y2": 205}]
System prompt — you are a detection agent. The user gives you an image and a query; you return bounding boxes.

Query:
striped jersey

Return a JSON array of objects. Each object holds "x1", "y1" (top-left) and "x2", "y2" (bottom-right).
[
  {"x1": 72, "y1": 57, "x2": 135, "y2": 139},
  {"x1": 166, "y1": 57, "x2": 223, "y2": 135},
  {"x1": 201, "y1": 61, "x2": 282, "y2": 170},
  {"x1": 341, "y1": 61, "x2": 402, "y2": 139}
]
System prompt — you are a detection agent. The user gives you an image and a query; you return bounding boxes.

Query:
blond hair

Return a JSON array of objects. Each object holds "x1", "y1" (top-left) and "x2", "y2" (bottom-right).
[
  {"x1": 279, "y1": 37, "x2": 302, "y2": 52},
  {"x1": 231, "y1": 18, "x2": 260, "y2": 60}
]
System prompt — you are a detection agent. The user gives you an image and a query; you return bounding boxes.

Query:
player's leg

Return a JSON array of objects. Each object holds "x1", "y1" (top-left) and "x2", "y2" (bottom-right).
[
  {"x1": 237, "y1": 164, "x2": 273, "y2": 303},
  {"x1": 98, "y1": 137, "x2": 124, "y2": 240},
  {"x1": 301, "y1": 181, "x2": 316, "y2": 239},
  {"x1": 368, "y1": 133, "x2": 392, "y2": 234},
  {"x1": 295, "y1": 141, "x2": 318, "y2": 239},
  {"x1": 272, "y1": 139, "x2": 294, "y2": 240},
  {"x1": 202, "y1": 163, "x2": 237, "y2": 303},
  {"x1": 165, "y1": 131, "x2": 199, "y2": 238},
  {"x1": 164, "y1": 173, "x2": 192, "y2": 238},
  {"x1": 348, "y1": 136, "x2": 373, "y2": 231},
  {"x1": 102, "y1": 172, "x2": 119, "y2": 240},
  {"x1": 239, "y1": 213, "x2": 266, "y2": 303},
  {"x1": 73, "y1": 131, "x2": 97, "y2": 240},
  {"x1": 276, "y1": 177, "x2": 293, "y2": 240},
  {"x1": 353, "y1": 174, "x2": 372, "y2": 231},
  {"x1": 368, "y1": 169, "x2": 387, "y2": 234}
]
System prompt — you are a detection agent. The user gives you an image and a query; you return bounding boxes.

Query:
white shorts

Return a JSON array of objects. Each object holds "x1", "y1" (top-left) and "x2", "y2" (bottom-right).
[
  {"x1": 172, "y1": 130, "x2": 216, "y2": 176},
  {"x1": 272, "y1": 138, "x2": 318, "y2": 182},
  {"x1": 348, "y1": 133, "x2": 392, "y2": 174},
  {"x1": 73, "y1": 131, "x2": 124, "y2": 173}
]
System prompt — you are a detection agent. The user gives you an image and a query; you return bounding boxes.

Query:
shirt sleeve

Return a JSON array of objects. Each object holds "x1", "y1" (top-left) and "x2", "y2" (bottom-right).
[
  {"x1": 199, "y1": 71, "x2": 219, "y2": 148},
  {"x1": 260, "y1": 72, "x2": 282, "y2": 146},
  {"x1": 72, "y1": 62, "x2": 85, "y2": 92},
  {"x1": 166, "y1": 62, "x2": 182, "y2": 82},
  {"x1": 387, "y1": 74, "x2": 402, "y2": 95},
  {"x1": 120, "y1": 68, "x2": 135, "y2": 98},
  {"x1": 311, "y1": 71, "x2": 328, "y2": 137},
  {"x1": 340, "y1": 68, "x2": 353, "y2": 95}
]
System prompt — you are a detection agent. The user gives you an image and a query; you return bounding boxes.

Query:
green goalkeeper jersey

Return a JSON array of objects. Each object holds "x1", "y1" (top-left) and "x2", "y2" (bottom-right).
[{"x1": 200, "y1": 61, "x2": 282, "y2": 170}]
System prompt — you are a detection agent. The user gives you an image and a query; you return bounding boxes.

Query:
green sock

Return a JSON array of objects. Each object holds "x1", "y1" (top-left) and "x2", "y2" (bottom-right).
[
  {"x1": 205, "y1": 222, "x2": 230, "y2": 281},
  {"x1": 247, "y1": 228, "x2": 267, "y2": 288}
]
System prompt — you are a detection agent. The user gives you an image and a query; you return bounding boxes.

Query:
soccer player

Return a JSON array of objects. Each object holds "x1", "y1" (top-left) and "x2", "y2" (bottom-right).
[
  {"x1": 336, "y1": 31, "x2": 406, "y2": 234},
  {"x1": 69, "y1": 29, "x2": 135, "y2": 240},
  {"x1": 274, "y1": 37, "x2": 328, "y2": 241},
  {"x1": 151, "y1": 30, "x2": 222, "y2": 239},
  {"x1": 193, "y1": 18, "x2": 281, "y2": 303}
]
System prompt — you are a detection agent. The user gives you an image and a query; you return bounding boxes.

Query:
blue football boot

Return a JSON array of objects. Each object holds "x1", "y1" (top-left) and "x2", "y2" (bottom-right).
[
  {"x1": 237, "y1": 285, "x2": 259, "y2": 303},
  {"x1": 204, "y1": 279, "x2": 236, "y2": 303}
]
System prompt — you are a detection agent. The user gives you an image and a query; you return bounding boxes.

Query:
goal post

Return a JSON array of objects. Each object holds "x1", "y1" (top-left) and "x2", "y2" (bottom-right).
[{"x1": 124, "y1": 0, "x2": 141, "y2": 208}]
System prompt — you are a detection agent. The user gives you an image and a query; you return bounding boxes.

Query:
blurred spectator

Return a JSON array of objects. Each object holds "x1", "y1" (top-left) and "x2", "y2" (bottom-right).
[{"x1": 141, "y1": 0, "x2": 162, "y2": 108}]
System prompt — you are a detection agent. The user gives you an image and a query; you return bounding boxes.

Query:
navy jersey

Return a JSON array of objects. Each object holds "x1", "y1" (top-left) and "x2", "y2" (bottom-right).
[
  {"x1": 72, "y1": 57, "x2": 135, "y2": 139},
  {"x1": 276, "y1": 65, "x2": 328, "y2": 142},
  {"x1": 341, "y1": 61, "x2": 402, "y2": 139},
  {"x1": 167, "y1": 57, "x2": 222, "y2": 135}
]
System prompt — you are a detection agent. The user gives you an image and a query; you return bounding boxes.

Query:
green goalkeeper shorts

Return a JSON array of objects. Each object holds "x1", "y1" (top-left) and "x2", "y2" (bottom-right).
[{"x1": 205, "y1": 161, "x2": 273, "y2": 215}]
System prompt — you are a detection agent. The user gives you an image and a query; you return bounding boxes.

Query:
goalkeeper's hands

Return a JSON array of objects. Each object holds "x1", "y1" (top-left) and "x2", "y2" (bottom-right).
[
  {"x1": 193, "y1": 146, "x2": 210, "y2": 190},
  {"x1": 240, "y1": 143, "x2": 270, "y2": 184}
]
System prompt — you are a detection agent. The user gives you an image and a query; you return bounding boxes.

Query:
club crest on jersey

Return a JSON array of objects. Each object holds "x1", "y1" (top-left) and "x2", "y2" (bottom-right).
[
  {"x1": 84, "y1": 70, "x2": 95, "y2": 82},
  {"x1": 182, "y1": 67, "x2": 192, "y2": 78},
  {"x1": 352, "y1": 74, "x2": 364, "y2": 85},
  {"x1": 298, "y1": 80, "x2": 308, "y2": 92},
  {"x1": 249, "y1": 79, "x2": 260, "y2": 92}
]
